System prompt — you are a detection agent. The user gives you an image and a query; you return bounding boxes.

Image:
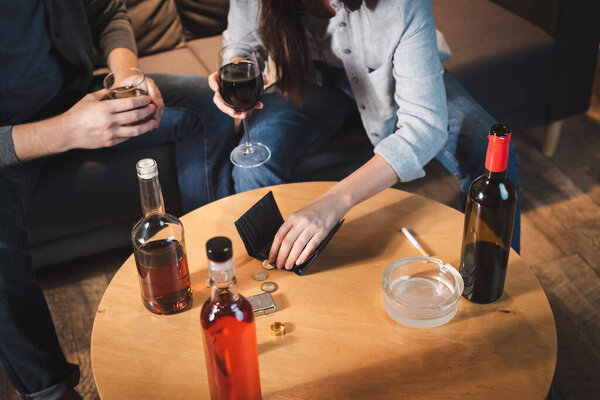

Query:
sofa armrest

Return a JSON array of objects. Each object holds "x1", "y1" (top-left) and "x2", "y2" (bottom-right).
[
  {"x1": 491, "y1": 0, "x2": 559, "y2": 37},
  {"x1": 492, "y1": 0, "x2": 600, "y2": 121},
  {"x1": 545, "y1": 0, "x2": 600, "y2": 121}
]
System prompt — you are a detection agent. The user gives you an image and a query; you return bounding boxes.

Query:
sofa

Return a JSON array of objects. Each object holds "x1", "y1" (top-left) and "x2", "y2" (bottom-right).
[{"x1": 27, "y1": 0, "x2": 599, "y2": 268}]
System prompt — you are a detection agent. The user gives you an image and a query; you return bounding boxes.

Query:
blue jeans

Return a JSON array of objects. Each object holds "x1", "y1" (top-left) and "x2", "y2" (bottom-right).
[
  {"x1": 0, "y1": 75, "x2": 232, "y2": 399},
  {"x1": 232, "y1": 71, "x2": 521, "y2": 253}
]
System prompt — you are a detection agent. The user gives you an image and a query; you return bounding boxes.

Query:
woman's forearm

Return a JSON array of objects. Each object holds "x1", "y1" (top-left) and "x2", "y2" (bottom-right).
[{"x1": 326, "y1": 154, "x2": 399, "y2": 211}]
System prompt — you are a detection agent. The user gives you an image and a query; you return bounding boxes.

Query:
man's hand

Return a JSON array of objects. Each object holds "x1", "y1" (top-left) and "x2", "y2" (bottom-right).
[
  {"x1": 12, "y1": 88, "x2": 158, "y2": 162},
  {"x1": 269, "y1": 193, "x2": 351, "y2": 269},
  {"x1": 145, "y1": 76, "x2": 164, "y2": 124},
  {"x1": 208, "y1": 71, "x2": 264, "y2": 119},
  {"x1": 60, "y1": 88, "x2": 157, "y2": 150}
]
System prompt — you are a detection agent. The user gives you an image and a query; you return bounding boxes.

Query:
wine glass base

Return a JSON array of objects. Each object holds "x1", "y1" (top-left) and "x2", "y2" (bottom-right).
[{"x1": 230, "y1": 142, "x2": 271, "y2": 168}]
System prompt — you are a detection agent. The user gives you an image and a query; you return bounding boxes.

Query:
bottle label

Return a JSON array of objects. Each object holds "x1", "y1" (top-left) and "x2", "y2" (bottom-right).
[{"x1": 485, "y1": 133, "x2": 511, "y2": 173}]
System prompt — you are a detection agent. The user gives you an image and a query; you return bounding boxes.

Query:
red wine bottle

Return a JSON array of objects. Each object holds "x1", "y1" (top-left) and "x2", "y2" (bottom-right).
[
  {"x1": 201, "y1": 237, "x2": 262, "y2": 400},
  {"x1": 459, "y1": 124, "x2": 517, "y2": 303}
]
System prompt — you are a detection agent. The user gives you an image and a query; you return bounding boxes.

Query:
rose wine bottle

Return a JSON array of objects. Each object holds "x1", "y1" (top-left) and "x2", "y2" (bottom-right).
[
  {"x1": 132, "y1": 158, "x2": 192, "y2": 314},
  {"x1": 459, "y1": 124, "x2": 517, "y2": 303},
  {"x1": 201, "y1": 237, "x2": 262, "y2": 400}
]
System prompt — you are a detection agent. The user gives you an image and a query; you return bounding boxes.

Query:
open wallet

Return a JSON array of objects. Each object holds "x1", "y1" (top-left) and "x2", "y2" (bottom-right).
[{"x1": 234, "y1": 191, "x2": 344, "y2": 275}]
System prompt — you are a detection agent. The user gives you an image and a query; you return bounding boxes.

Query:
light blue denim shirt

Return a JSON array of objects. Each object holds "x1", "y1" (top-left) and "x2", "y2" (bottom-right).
[{"x1": 224, "y1": 0, "x2": 448, "y2": 182}]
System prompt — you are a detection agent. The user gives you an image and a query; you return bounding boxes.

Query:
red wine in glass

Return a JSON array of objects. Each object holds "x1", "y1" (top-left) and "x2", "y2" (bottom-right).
[
  {"x1": 218, "y1": 43, "x2": 271, "y2": 168},
  {"x1": 218, "y1": 61, "x2": 264, "y2": 111}
]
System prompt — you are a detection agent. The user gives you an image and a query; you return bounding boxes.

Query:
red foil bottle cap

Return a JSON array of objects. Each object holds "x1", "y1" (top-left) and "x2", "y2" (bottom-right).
[{"x1": 485, "y1": 124, "x2": 511, "y2": 173}]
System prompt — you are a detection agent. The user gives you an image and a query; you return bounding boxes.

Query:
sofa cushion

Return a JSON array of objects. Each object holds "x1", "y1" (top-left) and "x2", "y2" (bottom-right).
[
  {"x1": 433, "y1": 0, "x2": 555, "y2": 128},
  {"x1": 138, "y1": 47, "x2": 209, "y2": 75},
  {"x1": 175, "y1": 0, "x2": 229, "y2": 40},
  {"x1": 186, "y1": 35, "x2": 223, "y2": 73},
  {"x1": 126, "y1": 0, "x2": 186, "y2": 56}
]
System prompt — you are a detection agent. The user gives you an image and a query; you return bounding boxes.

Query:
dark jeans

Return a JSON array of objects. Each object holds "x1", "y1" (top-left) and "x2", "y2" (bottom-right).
[{"x1": 0, "y1": 74, "x2": 232, "y2": 399}]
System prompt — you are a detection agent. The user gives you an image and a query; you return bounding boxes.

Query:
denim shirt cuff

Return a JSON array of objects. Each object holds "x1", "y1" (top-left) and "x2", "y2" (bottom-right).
[{"x1": 374, "y1": 134, "x2": 426, "y2": 182}]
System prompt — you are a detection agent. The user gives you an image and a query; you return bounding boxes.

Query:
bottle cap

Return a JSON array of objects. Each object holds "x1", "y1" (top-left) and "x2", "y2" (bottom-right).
[
  {"x1": 206, "y1": 237, "x2": 234, "y2": 282},
  {"x1": 136, "y1": 158, "x2": 158, "y2": 179},
  {"x1": 489, "y1": 124, "x2": 512, "y2": 138},
  {"x1": 206, "y1": 237, "x2": 233, "y2": 262},
  {"x1": 485, "y1": 124, "x2": 511, "y2": 173}
]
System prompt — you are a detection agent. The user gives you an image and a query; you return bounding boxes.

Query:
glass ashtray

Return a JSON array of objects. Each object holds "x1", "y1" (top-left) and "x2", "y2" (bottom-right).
[{"x1": 382, "y1": 257, "x2": 464, "y2": 328}]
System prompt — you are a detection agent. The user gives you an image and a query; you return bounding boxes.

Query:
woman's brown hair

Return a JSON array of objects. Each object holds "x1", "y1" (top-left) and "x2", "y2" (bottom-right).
[{"x1": 258, "y1": 0, "x2": 364, "y2": 103}]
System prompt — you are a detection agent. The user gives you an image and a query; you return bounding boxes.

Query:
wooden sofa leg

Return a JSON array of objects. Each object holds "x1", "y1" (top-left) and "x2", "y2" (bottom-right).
[{"x1": 542, "y1": 120, "x2": 564, "y2": 157}]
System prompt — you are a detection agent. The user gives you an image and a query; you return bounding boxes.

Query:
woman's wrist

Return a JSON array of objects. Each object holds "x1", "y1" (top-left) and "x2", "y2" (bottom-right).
[{"x1": 322, "y1": 186, "x2": 354, "y2": 215}]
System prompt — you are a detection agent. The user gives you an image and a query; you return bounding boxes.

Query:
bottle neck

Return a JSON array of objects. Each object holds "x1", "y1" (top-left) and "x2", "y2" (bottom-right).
[
  {"x1": 138, "y1": 175, "x2": 165, "y2": 216},
  {"x1": 484, "y1": 169, "x2": 507, "y2": 179},
  {"x1": 484, "y1": 133, "x2": 511, "y2": 177},
  {"x1": 208, "y1": 258, "x2": 237, "y2": 300},
  {"x1": 210, "y1": 277, "x2": 239, "y2": 300}
]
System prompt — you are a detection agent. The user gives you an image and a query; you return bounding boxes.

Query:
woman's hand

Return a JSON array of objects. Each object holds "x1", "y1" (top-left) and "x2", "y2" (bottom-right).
[
  {"x1": 269, "y1": 192, "x2": 351, "y2": 269},
  {"x1": 208, "y1": 72, "x2": 265, "y2": 119},
  {"x1": 268, "y1": 156, "x2": 400, "y2": 270}
]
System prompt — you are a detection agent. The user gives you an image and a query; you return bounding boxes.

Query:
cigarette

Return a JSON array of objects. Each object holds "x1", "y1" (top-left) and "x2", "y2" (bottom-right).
[{"x1": 401, "y1": 227, "x2": 430, "y2": 257}]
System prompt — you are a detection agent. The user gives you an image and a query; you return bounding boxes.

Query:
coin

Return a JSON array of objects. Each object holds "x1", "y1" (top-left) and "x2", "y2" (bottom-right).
[
  {"x1": 260, "y1": 281, "x2": 278, "y2": 293},
  {"x1": 270, "y1": 321, "x2": 286, "y2": 336},
  {"x1": 252, "y1": 270, "x2": 269, "y2": 281},
  {"x1": 204, "y1": 278, "x2": 211, "y2": 288},
  {"x1": 262, "y1": 259, "x2": 276, "y2": 270}
]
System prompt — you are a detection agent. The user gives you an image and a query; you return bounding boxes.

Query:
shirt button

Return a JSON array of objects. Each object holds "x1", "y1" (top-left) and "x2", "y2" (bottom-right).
[
  {"x1": 360, "y1": 104, "x2": 366, "y2": 110},
  {"x1": 343, "y1": 48, "x2": 352, "y2": 54},
  {"x1": 372, "y1": 132, "x2": 380, "y2": 137},
  {"x1": 352, "y1": 77, "x2": 359, "y2": 83},
  {"x1": 339, "y1": 21, "x2": 347, "y2": 28}
]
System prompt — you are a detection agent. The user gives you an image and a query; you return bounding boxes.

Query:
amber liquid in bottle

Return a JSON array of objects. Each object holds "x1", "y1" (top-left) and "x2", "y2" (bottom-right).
[
  {"x1": 201, "y1": 237, "x2": 262, "y2": 400},
  {"x1": 134, "y1": 239, "x2": 192, "y2": 314},
  {"x1": 132, "y1": 158, "x2": 192, "y2": 314}
]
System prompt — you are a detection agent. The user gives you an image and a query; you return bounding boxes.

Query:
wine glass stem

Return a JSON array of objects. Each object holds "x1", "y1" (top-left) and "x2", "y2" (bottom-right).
[{"x1": 241, "y1": 117, "x2": 255, "y2": 155}]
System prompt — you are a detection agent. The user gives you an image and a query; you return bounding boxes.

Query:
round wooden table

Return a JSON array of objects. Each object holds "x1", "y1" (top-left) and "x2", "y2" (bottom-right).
[{"x1": 91, "y1": 182, "x2": 557, "y2": 399}]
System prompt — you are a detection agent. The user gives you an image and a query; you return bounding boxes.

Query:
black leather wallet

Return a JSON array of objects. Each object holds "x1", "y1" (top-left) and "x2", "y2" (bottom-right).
[{"x1": 234, "y1": 191, "x2": 344, "y2": 275}]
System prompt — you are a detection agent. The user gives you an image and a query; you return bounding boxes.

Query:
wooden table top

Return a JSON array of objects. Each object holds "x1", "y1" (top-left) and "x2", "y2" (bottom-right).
[{"x1": 91, "y1": 182, "x2": 557, "y2": 399}]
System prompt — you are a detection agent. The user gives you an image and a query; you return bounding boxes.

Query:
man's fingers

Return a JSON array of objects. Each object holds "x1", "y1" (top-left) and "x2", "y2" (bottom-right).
[
  {"x1": 91, "y1": 88, "x2": 111, "y2": 100},
  {"x1": 146, "y1": 78, "x2": 164, "y2": 122},
  {"x1": 106, "y1": 95, "x2": 152, "y2": 113},
  {"x1": 113, "y1": 118, "x2": 156, "y2": 138},
  {"x1": 113, "y1": 104, "x2": 155, "y2": 126},
  {"x1": 109, "y1": 137, "x2": 130, "y2": 147}
]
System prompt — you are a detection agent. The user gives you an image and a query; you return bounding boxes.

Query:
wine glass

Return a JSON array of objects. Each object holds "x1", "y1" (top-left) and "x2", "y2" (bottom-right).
[
  {"x1": 103, "y1": 68, "x2": 148, "y2": 99},
  {"x1": 103, "y1": 68, "x2": 152, "y2": 126},
  {"x1": 218, "y1": 43, "x2": 271, "y2": 168}
]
